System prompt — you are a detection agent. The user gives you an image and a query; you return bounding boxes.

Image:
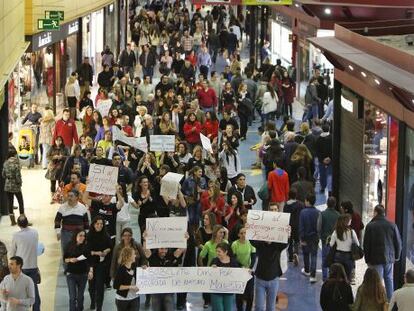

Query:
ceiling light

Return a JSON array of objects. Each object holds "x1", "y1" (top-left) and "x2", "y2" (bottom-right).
[
  {"x1": 412, "y1": 99, "x2": 414, "y2": 104},
  {"x1": 295, "y1": 3, "x2": 300, "y2": 7},
  {"x1": 361, "y1": 72, "x2": 367, "y2": 78},
  {"x1": 324, "y1": 8, "x2": 332, "y2": 15},
  {"x1": 374, "y1": 78, "x2": 380, "y2": 85},
  {"x1": 348, "y1": 65, "x2": 354, "y2": 70}
]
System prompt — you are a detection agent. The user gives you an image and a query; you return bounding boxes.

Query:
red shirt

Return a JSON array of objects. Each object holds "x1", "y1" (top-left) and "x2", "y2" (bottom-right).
[
  {"x1": 183, "y1": 121, "x2": 202, "y2": 144},
  {"x1": 200, "y1": 191, "x2": 226, "y2": 224},
  {"x1": 197, "y1": 88, "x2": 217, "y2": 108},
  {"x1": 202, "y1": 120, "x2": 219, "y2": 140},
  {"x1": 53, "y1": 119, "x2": 79, "y2": 147},
  {"x1": 122, "y1": 125, "x2": 134, "y2": 137},
  {"x1": 267, "y1": 168, "x2": 290, "y2": 203}
]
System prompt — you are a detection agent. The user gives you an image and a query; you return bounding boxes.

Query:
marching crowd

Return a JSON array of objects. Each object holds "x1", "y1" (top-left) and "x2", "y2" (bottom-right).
[{"x1": 1, "y1": 1, "x2": 414, "y2": 311}]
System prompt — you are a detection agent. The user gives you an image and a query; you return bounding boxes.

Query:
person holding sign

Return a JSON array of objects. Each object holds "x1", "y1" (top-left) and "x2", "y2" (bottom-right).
[
  {"x1": 142, "y1": 232, "x2": 186, "y2": 311},
  {"x1": 210, "y1": 243, "x2": 240, "y2": 311},
  {"x1": 113, "y1": 247, "x2": 140, "y2": 310},
  {"x1": 63, "y1": 230, "x2": 93, "y2": 311}
]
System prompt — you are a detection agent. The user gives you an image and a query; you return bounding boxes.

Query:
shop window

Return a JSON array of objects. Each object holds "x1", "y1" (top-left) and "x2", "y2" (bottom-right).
[
  {"x1": 362, "y1": 102, "x2": 389, "y2": 225},
  {"x1": 404, "y1": 128, "x2": 414, "y2": 271}
]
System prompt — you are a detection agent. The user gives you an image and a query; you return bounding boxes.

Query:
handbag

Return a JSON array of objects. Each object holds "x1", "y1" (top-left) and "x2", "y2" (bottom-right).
[
  {"x1": 52, "y1": 185, "x2": 64, "y2": 204},
  {"x1": 117, "y1": 202, "x2": 131, "y2": 224},
  {"x1": 351, "y1": 243, "x2": 364, "y2": 261},
  {"x1": 351, "y1": 230, "x2": 364, "y2": 261}
]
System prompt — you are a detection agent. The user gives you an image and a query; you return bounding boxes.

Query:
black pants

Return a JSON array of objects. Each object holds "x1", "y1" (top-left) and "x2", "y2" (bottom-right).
[
  {"x1": 115, "y1": 297, "x2": 140, "y2": 311},
  {"x1": 51, "y1": 180, "x2": 58, "y2": 193},
  {"x1": 236, "y1": 277, "x2": 254, "y2": 311},
  {"x1": 239, "y1": 114, "x2": 248, "y2": 138},
  {"x1": 88, "y1": 262, "x2": 107, "y2": 311},
  {"x1": 7, "y1": 191, "x2": 24, "y2": 215}
]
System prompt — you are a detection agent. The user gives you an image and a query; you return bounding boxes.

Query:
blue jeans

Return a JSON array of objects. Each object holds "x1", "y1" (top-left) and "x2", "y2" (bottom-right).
[
  {"x1": 254, "y1": 276, "x2": 279, "y2": 311},
  {"x1": 66, "y1": 273, "x2": 87, "y2": 311},
  {"x1": 22, "y1": 268, "x2": 41, "y2": 311},
  {"x1": 211, "y1": 293, "x2": 234, "y2": 311},
  {"x1": 142, "y1": 67, "x2": 154, "y2": 80},
  {"x1": 307, "y1": 104, "x2": 319, "y2": 121},
  {"x1": 302, "y1": 238, "x2": 319, "y2": 277},
  {"x1": 334, "y1": 251, "x2": 354, "y2": 280},
  {"x1": 321, "y1": 244, "x2": 330, "y2": 281},
  {"x1": 319, "y1": 162, "x2": 332, "y2": 192},
  {"x1": 201, "y1": 106, "x2": 215, "y2": 114},
  {"x1": 370, "y1": 263, "x2": 394, "y2": 300},
  {"x1": 188, "y1": 203, "x2": 201, "y2": 226}
]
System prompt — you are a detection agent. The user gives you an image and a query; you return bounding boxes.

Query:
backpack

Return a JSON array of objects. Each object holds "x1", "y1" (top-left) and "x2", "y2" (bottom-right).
[{"x1": 305, "y1": 84, "x2": 313, "y2": 106}]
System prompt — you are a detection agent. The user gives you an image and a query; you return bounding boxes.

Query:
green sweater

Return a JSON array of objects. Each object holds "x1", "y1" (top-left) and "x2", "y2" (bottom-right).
[{"x1": 320, "y1": 208, "x2": 340, "y2": 243}]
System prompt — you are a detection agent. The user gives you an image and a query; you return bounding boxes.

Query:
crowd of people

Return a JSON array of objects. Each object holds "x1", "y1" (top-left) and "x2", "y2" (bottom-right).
[{"x1": 1, "y1": 1, "x2": 414, "y2": 311}]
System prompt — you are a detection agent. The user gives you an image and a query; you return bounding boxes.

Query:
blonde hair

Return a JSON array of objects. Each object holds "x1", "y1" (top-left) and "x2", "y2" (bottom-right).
[
  {"x1": 300, "y1": 122, "x2": 310, "y2": 135},
  {"x1": 43, "y1": 109, "x2": 55, "y2": 121},
  {"x1": 118, "y1": 247, "x2": 135, "y2": 266},
  {"x1": 291, "y1": 144, "x2": 313, "y2": 162}
]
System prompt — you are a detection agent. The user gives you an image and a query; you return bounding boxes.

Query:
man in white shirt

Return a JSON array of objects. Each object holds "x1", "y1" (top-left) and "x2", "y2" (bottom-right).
[
  {"x1": 9, "y1": 216, "x2": 40, "y2": 311},
  {"x1": 389, "y1": 269, "x2": 414, "y2": 311}
]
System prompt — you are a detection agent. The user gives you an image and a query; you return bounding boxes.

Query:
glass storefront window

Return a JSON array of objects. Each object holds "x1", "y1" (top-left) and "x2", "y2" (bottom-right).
[
  {"x1": 362, "y1": 102, "x2": 389, "y2": 225},
  {"x1": 404, "y1": 128, "x2": 414, "y2": 271}
]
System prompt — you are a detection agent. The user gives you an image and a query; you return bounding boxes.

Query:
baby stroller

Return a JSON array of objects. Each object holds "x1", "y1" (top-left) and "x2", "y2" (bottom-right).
[{"x1": 17, "y1": 125, "x2": 37, "y2": 168}]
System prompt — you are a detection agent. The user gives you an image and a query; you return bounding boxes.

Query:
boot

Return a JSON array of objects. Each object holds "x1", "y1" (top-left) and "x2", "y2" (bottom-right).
[{"x1": 10, "y1": 214, "x2": 17, "y2": 226}]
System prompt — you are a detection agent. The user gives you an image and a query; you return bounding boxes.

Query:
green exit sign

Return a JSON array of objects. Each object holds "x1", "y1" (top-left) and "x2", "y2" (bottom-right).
[
  {"x1": 38, "y1": 19, "x2": 60, "y2": 30},
  {"x1": 45, "y1": 10, "x2": 64, "y2": 21}
]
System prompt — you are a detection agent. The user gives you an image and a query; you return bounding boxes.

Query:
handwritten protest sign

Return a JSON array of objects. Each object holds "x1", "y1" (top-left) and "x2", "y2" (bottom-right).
[
  {"x1": 200, "y1": 133, "x2": 213, "y2": 153},
  {"x1": 146, "y1": 217, "x2": 187, "y2": 249},
  {"x1": 86, "y1": 164, "x2": 119, "y2": 195},
  {"x1": 136, "y1": 267, "x2": 252, "y2": 294},
  {"x1": 149, "y1": 135, "x2": 175, "y2": 152},
  {"x1": 160, "y1": 172, "x2": 184, "y2": 199},
  {"x1": 112, "y1": 126, "x2": 148, "y2": 152},
  {"x1": 246, "y1": 210, "x2": 290, "y2": 243},
  {"x1": 96, "y1": 99, "x2": 112, "y2": 117}
]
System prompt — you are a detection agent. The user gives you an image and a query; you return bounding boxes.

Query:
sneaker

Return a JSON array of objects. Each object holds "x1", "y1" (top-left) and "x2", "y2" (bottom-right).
[
  {"x1": 301, "y1": 268, "x2": 310, "y2": 277},
  {"x1": 310, "y1": 277, "x2": 318, "y2": 283},
  {"x1": 293, "y1": 254, "x2": 299, "y2": 266}
]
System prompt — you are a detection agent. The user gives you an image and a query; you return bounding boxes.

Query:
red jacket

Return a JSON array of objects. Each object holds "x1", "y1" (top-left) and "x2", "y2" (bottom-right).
[
  {"x1": 122, "y1": 125, "x2": 134, "y2": 137},
  {"x1": 53, "y1": 119, "x2": 79, "y2": 147},
  {"x1": 197, "y1": 88, "x2": 217, "y2": 108},
  {"x1": 200, "y1": 191, "x2": 226, "y2": 224},
  {"x1": 202, "y1": 120, "x2": 219, "y2": 141},
  {"x1": 183, "y1": 121, "x2": 201, "y2": 144},
  {"x1": 267, "y1": 168, "x2": 290, "y2": 203}
]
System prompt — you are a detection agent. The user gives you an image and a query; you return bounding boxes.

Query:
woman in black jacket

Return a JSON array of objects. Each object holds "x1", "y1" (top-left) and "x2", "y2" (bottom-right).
[
  {"x1": 87, "y1": 216, "x2": 113, "y2": 311},
  {"x1": 113, "y1": 247, "x2": 140, "y2": 311},
  {"x1": 63, "y1": 230, "x2": 92, "y2": 311},
  {"x1": 320, "y1": 263, "x2": 354, "y2": 311}
]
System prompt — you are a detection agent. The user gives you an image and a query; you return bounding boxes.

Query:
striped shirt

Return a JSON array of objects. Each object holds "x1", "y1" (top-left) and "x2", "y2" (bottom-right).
[{"x1": 54, "y1": 202, "x2": 89, "y2": 234}]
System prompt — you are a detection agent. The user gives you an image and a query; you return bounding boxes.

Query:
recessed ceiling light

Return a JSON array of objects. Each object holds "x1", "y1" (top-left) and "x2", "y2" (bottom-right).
[
  {"x1": 412, "y1": 99, "x2": 414, "y2": 104},
  {"x1": 348, "y1": 65, "x2": 354, "y2": 70},
  {"x1": 374, "y1": 79, "x2": 380, "y2": 85},
  {"x1": 361, "y1": 72, "x2": 367, "y2": 78},
  {"x1": 324, "y1": 8, "x2": 332, "y2": 15},
  {"x1": 295, "y1": 3, "x2": 300, "y2": 7}
]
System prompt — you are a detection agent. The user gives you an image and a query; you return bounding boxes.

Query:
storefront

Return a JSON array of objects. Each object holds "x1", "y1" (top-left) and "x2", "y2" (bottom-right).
[
  {"x1": 26, "y1": 20, "x2": 81, "y2": 113},
  {"x1": 82, "y1": 10, "x2": 104, "y2": 74},
  {"x1": 270, "y1": 14, "x2": 293, "y2": 67},
  {"x1": 309, "y1": 25, "x2": 414, "y2": 287}
]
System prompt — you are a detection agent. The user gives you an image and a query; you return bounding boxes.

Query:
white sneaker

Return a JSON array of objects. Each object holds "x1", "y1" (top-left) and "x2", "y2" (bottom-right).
[
  {"x1": 310, "y1": 277, "x2": 318, "y2": 283},
  {"x1": 301, "y1": 268, "x2": 310, "y2": 277}
]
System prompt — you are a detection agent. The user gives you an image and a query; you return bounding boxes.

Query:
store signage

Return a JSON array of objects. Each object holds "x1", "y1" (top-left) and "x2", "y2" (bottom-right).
[
  {"x1": 192, "y1": 0, "x2": 241, "y2": 4},
  {"x1": 31, "y1": 20, "x2": 80, "y2": 51},
  {"x1": 341, "y1": 95, "x2": 354, "y2": 113},
  {"x1": 45, "y1": 11, "x2": 64, "y2": 21},
  {"x1": 67, "y1": 21, "x2": 79, "y2": 35},
  {"x1": 38, "y1": 32, "x2": 53, "y2": 48},
  {"x1": 243, "y1": 0, "x2": 292, "y2": 4},
  {"x1": 38, "y1": 19, "x2": 60, "y2": 30}
]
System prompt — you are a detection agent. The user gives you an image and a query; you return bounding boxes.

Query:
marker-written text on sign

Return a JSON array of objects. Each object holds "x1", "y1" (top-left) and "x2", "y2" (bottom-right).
[{"x1": 246, "y1": 210, "x2": 290, "y2": 243}]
